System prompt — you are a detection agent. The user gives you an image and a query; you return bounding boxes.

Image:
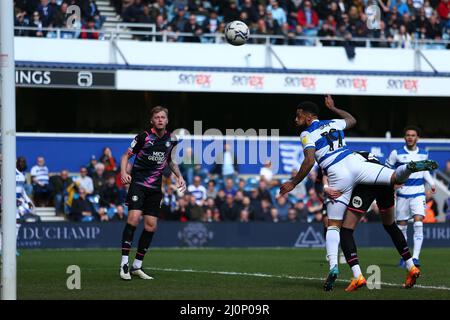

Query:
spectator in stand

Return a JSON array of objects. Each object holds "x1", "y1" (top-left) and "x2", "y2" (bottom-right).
[
  {"x1": 206, "y1": 180, "x2": 218, "y2": 199},
  {"x1": 306, "y1": 188, "x2": 323, "y2": 220},
  {"x1": 254, "y1": 198, "x2": 272, "y2": 221},
  {"x1": 438, "y1": 0, "x2": 450, "y2": 25},
  {"x1": 234, "y1": 190, "x2": 245, "y2": 211},
  {"x1": 274, "y1": 195, "x2": 290, "y2": 221},
  {"x1": 100, "y1": 147, "x2": 117, "y2": 175},
  {"x1": 188, "y1": 175, "x2": 207, "y2": 205},
  {"x1": 31, "y1": 156, "x2": 50, "y2": 206},
  {"x1": 242, "y1": 0, "x2": 260, "y2": 24},
  {"x1": 202, "y1": 10, "x2": 220, "y2": 36},
  {"x1": 161, "y1": 185, "x2": 178, "y2": 219},
  {"x1": 424, "y1": 189, "x2": 439, "y2": 223},
  {"x1": 426, "y1": 14, "x2": 442, "y2": 39},
  {"x1": 29, "y1": 11, "x2": 44, "y2": 37},
  {"x1": 37, "y1": 0, "x2": 55, "y2": 27},
  {"x1": 183, "y1": 13, "x2": 203, "y2": 42},
  {"x1": 86, "y1": 155, "x2": 98, "y2": 177},
  {"x1": 265, "y1": 10, "x2": 282, "y2": 37},
  {"x1": 81, "y1": 17, "x2": 100, "y2": 40},
  {"x1": 92, "y1": 163, "x2": 107, "y2": 194},
  {"x1": 174, "y1": 196, "x2": 190, "y2": 222},
  {"x1": 393, "y1": 24, "x2": 412, "y2": 47},
  {"x1": 122, "y1": 0, "x2": 144, "y2": 23},
  {"x1": 171, "y1": 4, "x2": 188, "y2": 32},
  {"x1": 259, "y1": 160, "x2": 274, "y2": 183},
  {"x1": 258, "y1": 179, "x2": 273, "y2": 203},
  {"x1": 223, "y1": 178, "x2": 237, "y2": 196},
  {"x1": 74, "y1": 166, "x2": 94, "y2": 195},
  {"x1": 297, "y1": 1, "x2": 319, "y2": 36},
  {"x1": 203, "y1": 197, "x2": 220, "y2": 221},
  {"x1": 49, "y1": 169, "x2": 73, "y2": 216},
  {"x1": 15, "y1": 9, "x2": 30, "y2": 36},
  {"x1": 294, "y1": 200, "x2": 308, "y2": 223},
  {"x1": 318, "y1": 21, "x2": 336, "y2": 46},
  {"x1": 269, "y1": 207, "x2": 280, "y2": 223},
  {"x1": 240, "y1": 209, "x2": 250, "y2": 222},
  {"x1": 223, "y1": 0, "x2": 241, "y2": 23},
  {"x1": 240, "y1": 196, "x2": 255, "y2": 220},
  {"x1": 311, "y1": 210, "x2": 323, "y2": 223},
  {"x1": 287, "y1": 208, "x2": 299, "y2": 223},
  {"x1": 220, "y1": 194, "x2": 240, "y2": 221},
  {"x1": 304, "y1": 169, "x2": 318, "y2": 192},
  {"x1": 215, "y1": 189, "x2": 227, "y2": 209},
  {"x1": 267, "y1": 0, "x2": 287, "y2": 26},
  {"x1": 98, "y1": 174, "x2": 123, "y2": 220},
  {"x1": 87, "y1": 0, "x2": 104, "y2": 29},
  {"x1": 16, "y1": 156, "x2": 32, "y2": 197},
  {"x1": 69, "y1": 187, "x2": 96, "y2": 222},
  {"x1": 188, "y1": 194, "x2": 205, "y2": 221},
  {"x1": 253, "y1": 18, "x2": 270, "y2": 43}
]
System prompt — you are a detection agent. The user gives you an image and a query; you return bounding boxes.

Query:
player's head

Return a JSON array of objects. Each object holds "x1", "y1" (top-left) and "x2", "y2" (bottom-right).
[
  {"x1": 296, "y1": 101, "x2": 319, "y2": 128},
  {"x1": 403, "y1": 125, "x2": 421, "y2": 148},
  {"x1": 150, "y1": 106, "x2": 169, "y2": 130}
]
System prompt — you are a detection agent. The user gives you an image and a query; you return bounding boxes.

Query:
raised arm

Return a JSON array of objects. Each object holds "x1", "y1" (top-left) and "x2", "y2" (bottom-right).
[
  {"x1": 280, "y1": 148, "x2": 316, "y2": 195},
  {"x1": 324, "y1": 95, "x2": 357, "y2": 129}
]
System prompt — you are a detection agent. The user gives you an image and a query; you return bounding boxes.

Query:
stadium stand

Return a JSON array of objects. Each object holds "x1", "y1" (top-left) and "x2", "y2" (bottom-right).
[{"x1": 13, "y1": 0, "x2": 450, "y2": 48}]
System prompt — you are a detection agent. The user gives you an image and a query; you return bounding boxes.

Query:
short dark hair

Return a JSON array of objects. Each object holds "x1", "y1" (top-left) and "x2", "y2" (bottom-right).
[
  {"x1": 403, "y1": 125, "x2": 421, "y2": 136},
  {"x1": 150, "y1": 106, "x2": 169, "y2": 118},
  {"x1": 297, "y1": 101, "x2": 319, "y2": 116}
]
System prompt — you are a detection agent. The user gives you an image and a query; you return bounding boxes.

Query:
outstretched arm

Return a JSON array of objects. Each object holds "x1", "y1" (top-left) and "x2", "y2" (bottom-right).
[
  {"x1": 280, "y1": 148, "x2": 316, "y2": 195},
  {"x1": 324, "y1": 95, "x2": 357, "y2": 129}
]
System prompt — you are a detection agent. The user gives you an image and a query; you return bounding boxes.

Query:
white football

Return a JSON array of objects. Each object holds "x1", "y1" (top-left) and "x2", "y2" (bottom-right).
[{"x1": 224, "y1": 20, "x2": 250, "y2": 46}]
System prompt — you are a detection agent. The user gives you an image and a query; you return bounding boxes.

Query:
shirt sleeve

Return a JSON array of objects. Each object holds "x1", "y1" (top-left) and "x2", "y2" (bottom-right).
[
  {"x1": 128, "y1": 132, "x2": 146, "y2": 156},
  {"x1": 333, "y1": 119, "x2": 347, "y2": 130},
  {"x1": 300, "y1": 131, "x2": 315, "y2": 150},
  {"x1": 385, "y1": 150, "x2": 397, "y2": 168}
]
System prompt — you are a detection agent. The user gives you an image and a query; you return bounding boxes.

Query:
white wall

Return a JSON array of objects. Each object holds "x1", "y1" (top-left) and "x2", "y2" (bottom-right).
[{"x1": 14, "y1": 37, "x2": 450, "y2": 73}]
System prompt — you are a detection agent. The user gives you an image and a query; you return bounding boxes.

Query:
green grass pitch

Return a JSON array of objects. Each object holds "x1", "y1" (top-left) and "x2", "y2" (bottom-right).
[{"x1": 17, "y1": 248, "x2": 450, "y2": 300}]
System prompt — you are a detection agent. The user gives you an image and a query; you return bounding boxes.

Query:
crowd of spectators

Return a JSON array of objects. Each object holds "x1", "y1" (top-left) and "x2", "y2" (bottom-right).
[
  {"x1": 113, "y1": 0, "x2": 450, "y2": 47},
  {"x1": 15, "y1": 146, "x2": 450, "y2": 223},
  {"x1": 14, "y1": 0, "x2": 104, "y2": 39},
  {"x1": 13, "y1": 1, "x2": 450, "y2": 48}
]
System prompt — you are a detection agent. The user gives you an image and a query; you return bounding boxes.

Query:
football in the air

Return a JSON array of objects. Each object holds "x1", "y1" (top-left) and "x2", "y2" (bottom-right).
[{"x1": 224, "y1": 20, "x2": 250, "y2": 46}]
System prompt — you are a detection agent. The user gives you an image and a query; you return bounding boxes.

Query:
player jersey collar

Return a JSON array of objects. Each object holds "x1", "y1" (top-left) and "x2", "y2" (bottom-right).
[
  {"x1": 404, "y1": 145, "x2": 418, "y2": 154},
  {"x1": 150, "y1": 127, "x2": 168, "y2": 139}
]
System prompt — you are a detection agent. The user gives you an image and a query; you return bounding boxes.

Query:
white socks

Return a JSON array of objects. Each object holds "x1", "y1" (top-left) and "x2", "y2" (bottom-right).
[
  {"x1": 133, "y1": 259, "x2": 143, "y2": 269},
  {"x1": 398, "y1": 224, "x2": 408, "y2": 242},
  {"x1": 326, "y1": 226, "x2": 340, "y2": 270},
  {"x1": 121, "y1": 256, "x2": 129, "y2": 267},
  {"x1": 395, "y1": 165, "x2": 412, "y2": 184},
  {"x1": 351, "y1": 265, "x2": 362, "y2": 278},
  {"x1": 413, "y1": 221, "x2": 424, "y2": 260},
  {"x1": 405, "y1": 258, "x2": 415, "y2": 271}
]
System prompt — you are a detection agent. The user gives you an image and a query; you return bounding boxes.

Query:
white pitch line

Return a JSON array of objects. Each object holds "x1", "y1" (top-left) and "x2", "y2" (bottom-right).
[{"x1": 146, "y1": 267, "x2": 450, "y2": 292}]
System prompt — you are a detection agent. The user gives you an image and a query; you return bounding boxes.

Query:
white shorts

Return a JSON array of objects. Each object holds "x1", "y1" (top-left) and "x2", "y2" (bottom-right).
[
  {"x1": 326, "y1": 153, "x2": 394, "y2": 220},
  {"x1": 395, "y1": 195, "x2": 426, "y2": 221}
]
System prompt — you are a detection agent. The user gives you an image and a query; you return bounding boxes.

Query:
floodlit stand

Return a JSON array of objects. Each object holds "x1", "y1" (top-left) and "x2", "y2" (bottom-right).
[{"x1": 0, "y1": 0, "x2": 17, "y2": 300}]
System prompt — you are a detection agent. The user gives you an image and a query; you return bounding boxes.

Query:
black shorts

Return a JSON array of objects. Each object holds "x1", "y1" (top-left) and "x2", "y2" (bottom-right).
[
  {"x1": 348, "y1": 184, "x2": 395, "y2": 214},
  {"x1": 126, "y1": 183, "x2": 163, "y2": 217}
]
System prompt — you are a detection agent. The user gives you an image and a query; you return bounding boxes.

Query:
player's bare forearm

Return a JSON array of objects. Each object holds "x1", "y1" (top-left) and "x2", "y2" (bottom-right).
[
  {"x1": 324, "y1": 95, "x2": 357, "y2": 128},
  {"x1": 291, "y1": 160, "x2": 314, "y2": 186},
  {"x1": 169, "y1": 159, "x2": 182, "y2": 179},
  {"x1": 120, "y1": 152, "x2": 130, "y2": 174}
]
